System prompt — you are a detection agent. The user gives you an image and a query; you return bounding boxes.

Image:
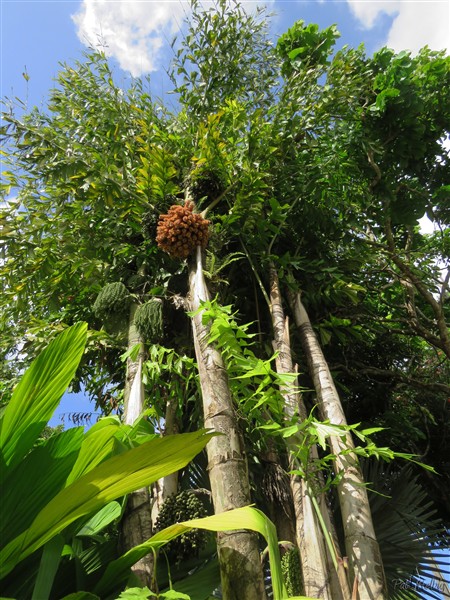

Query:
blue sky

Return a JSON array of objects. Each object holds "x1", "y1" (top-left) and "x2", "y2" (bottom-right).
[
  {"x1": 2, "y1": 0, "x2": 449, "y2": 111},
  {"x1": 0, "y1": 0, "x2": 449, "y2": 426}
]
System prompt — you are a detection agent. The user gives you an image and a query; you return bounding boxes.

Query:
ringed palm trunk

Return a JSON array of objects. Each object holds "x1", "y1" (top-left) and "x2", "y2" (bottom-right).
[
  {"x1": 288, "y1": 290, "x2": 386, "y2": 599},
  {"x1": 121, "y1": 302, "x2": 154, "y2": 587},
  {"x1": 188, "y1": 246, "x2": 266, "y2": 600},
  {"x1": 269, "y1": 265, "x2": 348, "y2": 600}
]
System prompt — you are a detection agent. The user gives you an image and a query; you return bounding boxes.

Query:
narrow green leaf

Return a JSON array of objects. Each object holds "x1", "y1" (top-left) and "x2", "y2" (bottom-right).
[
  {"x1": 76, "y1": 502, "x2": 122, "y2": 537},
  {"x1": 360, "y1": 427, "x2": 385, "y2": 436},
  {"x1": 31, "y1": 534, "x2": 65, "y2": 600}
]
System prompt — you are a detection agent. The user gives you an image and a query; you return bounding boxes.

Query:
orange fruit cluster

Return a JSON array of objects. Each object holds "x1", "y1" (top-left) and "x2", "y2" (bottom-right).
[{"x1": 156, "y1": 200, "x2": 210, "y2": 259}]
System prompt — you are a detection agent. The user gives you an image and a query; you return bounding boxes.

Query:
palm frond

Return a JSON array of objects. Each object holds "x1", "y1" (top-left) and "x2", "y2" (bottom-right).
[{"x1": 364, "y1": 460, "x2": 449, "y2": 599}]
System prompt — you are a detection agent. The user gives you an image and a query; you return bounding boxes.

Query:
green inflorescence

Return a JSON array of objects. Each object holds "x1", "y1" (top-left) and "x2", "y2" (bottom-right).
[
  {"x1": 154, "y1": 491, "x2": 208, "y2": 563},
  {"x1": 93, "y1": 282, "x2": 131, "y2": 320},
  {"x1": 281, "y1": 547, "x2": 302, "y2": 596},
  {"x1": 134, "y1": 299, "x2": 163, "y2": 344}
]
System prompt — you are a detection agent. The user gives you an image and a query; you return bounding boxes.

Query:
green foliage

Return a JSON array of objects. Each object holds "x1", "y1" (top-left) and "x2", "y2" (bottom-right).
[
  {"x1": 261, "y1": 410, "x2": 436, "y2": 494},
  {"x1": 0, "y1": 50, "x2": 181, "y2": 390},
  {"x1": 277, "y1": 21, "x2": 340, "y2": 77},
  {"x1": 0, "y1": 324, "x2": 214, "y2": 597},
  {"x1": 191, "y1": 299, "x2": 289, "y2": 421},
  {"x1": 170, "y1": 0, "x2": 278, "y2": 120},
  {"x1": 2, "y1": 1, "x2": 450, "y2": 593},
  {"x1": 281, "y1": 547, "x2": 302, "y2": 596},
  {"x1": 97, "y1": 507, "x2": 290, "y2": 600},
  {"x1": 118, "y1": 588, "x2": 190, "y2": 599},
  {"x1": 154, "y1": 491, "x2": 208, "y2": 563},
  {"x1": 0, "y1": 323, "x2": 87, "y2": 471},
  {"x1": 143, "y1": 344, "x2": 198, "y2": 423},
  {"x1": 134, "y1": 299, "x2": 163, "y2": 344}
]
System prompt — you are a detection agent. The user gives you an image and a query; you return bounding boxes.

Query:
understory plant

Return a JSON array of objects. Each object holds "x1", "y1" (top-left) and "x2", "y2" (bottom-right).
[{"x1": 0, "y1": 322, "x2": 316, "y2": 600}]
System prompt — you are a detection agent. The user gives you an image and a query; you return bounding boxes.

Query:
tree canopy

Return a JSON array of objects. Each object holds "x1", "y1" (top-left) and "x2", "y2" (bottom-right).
[{"x1": 1, "y1": 1, "x2": 449, "y2": 598}]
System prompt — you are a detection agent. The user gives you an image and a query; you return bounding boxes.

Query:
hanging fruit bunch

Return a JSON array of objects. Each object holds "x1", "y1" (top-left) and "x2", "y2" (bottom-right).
[
  {"x1": 156, "y1": 200, "x2": 210, "y2": 259},
  {"x1": 154, "y1": 491, "x2": 208, "y2": 563}
]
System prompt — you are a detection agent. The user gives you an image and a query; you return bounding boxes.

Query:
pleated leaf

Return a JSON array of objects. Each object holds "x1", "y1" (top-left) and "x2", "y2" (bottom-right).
[
  {"x1": 1, "y1": 427, "x2": 84, "y2": 547},
  {"x1": 0, "y1": 429, "x2": 214, "y2": 578},
  {"x1": 0, "y1": 322, "x2": 88, "y2": 471},
  {"x1": 76, "y1": 502, "x2": 122, "y2": 538}
]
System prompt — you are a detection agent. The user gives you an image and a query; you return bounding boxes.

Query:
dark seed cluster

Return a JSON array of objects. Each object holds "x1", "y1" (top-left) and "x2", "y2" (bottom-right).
[
  {"x1": 156, "y1": 200, "x2": 210, "y2": 259},
  {"x1": 142, "y1": 196, "x2": 176, "y2": 240},
  {"x1": 190, "y1": 167, "x2": 225, "y2": 203},
  {"x1": 154, "y1": 491, "x2": 208, "y2": 563},
  {"x1": 141, "y1": 208, "x2": 159, "y2": 241}
]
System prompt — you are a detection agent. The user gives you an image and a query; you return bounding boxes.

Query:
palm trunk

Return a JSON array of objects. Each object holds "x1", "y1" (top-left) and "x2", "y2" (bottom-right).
[
  {"x1": 121, "y1": 302, "x2": 154, "y2": 587},
  {"x1": 151, "y1": 397, "x2": 179, "y2": 524},
  {"x1": 289, "y1": 290, "x2": 386, "y2": 599},
  {"x1": 269, "y1": 265, "x2": 341, "y2": 599},
  {"x1": 188, "y1": 246, "x2": 266, "y2": 600}
]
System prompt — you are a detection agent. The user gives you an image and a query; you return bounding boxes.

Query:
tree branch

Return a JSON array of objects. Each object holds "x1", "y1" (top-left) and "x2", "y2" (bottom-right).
[{"x1": 384, "y1": 215, "x2": 450, "y2": 358}]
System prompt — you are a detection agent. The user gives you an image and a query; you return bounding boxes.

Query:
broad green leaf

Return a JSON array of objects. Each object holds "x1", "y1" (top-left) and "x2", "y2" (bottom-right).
[
  {"x1": 163, "y1": 558, "x2": 220, "y2": 600},
  {"x1": 311, "y1": 421, "x2": 348, "y2": 449},
  {"x1": 120, "y1": 343, "x2": 142, "y2": 363},
  {"x1": 117, "y1": 590, "x2": 153, "y2": 599},
  {"x1": 0, "y1": 322, "x2": 87, "y2": 470},
  {"x1": 118, "y1": 589, "x2": 191, "y2": 599},
  {"x1": 288, "y1": 47, "x2": 306, "y2": 60},
  {"x1": 65, "y1": 423, "x2": 122, "y2": 485},
  {"x1": 281, "y1": 425, "x2": 300, "y2": 439},
  {"x1": 1, "y1": 427, "x2": 84, "y2": 547},
  {"x1": 0, "y1": 430, "x2": 214, "y2": 577},
  {"x1": 94, "y1": 506, "x2": 287, "y2": 600}
]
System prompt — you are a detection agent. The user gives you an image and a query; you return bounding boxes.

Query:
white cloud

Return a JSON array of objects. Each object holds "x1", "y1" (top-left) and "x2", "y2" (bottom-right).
[
  {"x1": 347, "y1": 0, "x2": 449, "y2": 54},
  {"x1": 72, "y1": 1, "x2": 189, "y2": 76},
  {"x1": 347, "y1": 0, "x2": 399, "y2": 29},
  {"x1": 71, "y1": 0, "x2": 275, "y2": 77}
]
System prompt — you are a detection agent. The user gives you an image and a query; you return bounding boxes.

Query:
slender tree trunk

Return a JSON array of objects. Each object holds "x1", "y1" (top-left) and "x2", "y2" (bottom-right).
[
  {"x1": 121, "y1": 302, "x2": 154, "y2": 588},
  {"x1": 151, "y1": 397, "x2": 179, "y2": 524},
  {"x1": 269, "y1": 265, "x2": 342, "y2": 600},
  {"x1": 289, "y1": 290, "x2": 387, "y2": 600},
  {"x1": 188, "y1": 246, "x2": 267, "y2": 600}
]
